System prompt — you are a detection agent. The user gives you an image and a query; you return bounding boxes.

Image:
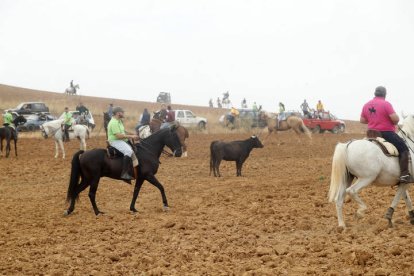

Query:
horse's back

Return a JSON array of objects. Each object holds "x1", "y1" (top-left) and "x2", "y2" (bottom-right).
[{"x1": 345, "y1": 139, "x2": 399, "y2": 183}]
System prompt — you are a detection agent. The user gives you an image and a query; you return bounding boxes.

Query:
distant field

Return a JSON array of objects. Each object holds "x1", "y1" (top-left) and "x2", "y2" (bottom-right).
[{"x1": 0, "y1": 84, "x2": 365, "y2": 134}]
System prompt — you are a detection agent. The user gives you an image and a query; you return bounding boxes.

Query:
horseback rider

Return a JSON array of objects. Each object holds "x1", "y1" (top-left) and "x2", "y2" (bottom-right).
[
  {"x1": 107, "y1": 103, "x2": 114, "y2": 118},
  {"x1": 62, "y1": 107, "x2": 72, "y2": 142},
  {"x1": 276, "y1": 102, "x2": 286, "y2": 129},
  {"x1": 227, "y1": 106, "x2": 239, "y2": 126},
  {"x1": 158, "y1": 104, "x2": 168, "y2": 122},
  {"x1": 107, "y1": 106, "x2": 139, "y2": 181},
  {"x1": 209, "y1": 98, "x2": 213, "y2": 108},
  {"x1": 70, "y1": 80, "x2": 74, "y2": 88},
  {"x1": 360, "y1": 86, "x2": 412, "y2": 184},
  {"x1": 242, "y1": 98, "x2": 247, "y2": 108},
  {"x1": 135, "y1": 108, "x2": 151, "y2": 134},
  {"x1": 223, "y1": 91, "x2": 229, "y2": 101},
  {"x1": 3, "y1": 110, "x2": 17, "y2": 138}
]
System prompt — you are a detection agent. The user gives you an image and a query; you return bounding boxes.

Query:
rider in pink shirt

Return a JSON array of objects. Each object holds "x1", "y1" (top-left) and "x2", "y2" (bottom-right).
[{"x1": 360, "y1": 86, "x2": 411, "y2": 184}]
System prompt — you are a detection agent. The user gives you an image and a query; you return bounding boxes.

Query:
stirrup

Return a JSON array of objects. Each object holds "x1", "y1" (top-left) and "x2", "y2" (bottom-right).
[{"x1": 399, "y1": 175, "x2": 413, "y2": 184}]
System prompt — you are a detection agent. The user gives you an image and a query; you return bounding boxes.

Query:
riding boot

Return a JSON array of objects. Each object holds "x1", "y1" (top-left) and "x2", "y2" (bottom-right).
[
  {"x1": 398, "y1": 151, "x2": 412, "y2": 184},
  {"x1": 121, "y1": 156, "x2": 134, "y2": 181}
]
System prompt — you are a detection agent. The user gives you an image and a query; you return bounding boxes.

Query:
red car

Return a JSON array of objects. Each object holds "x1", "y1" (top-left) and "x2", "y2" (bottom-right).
[{"x1": 302, "y1": 111, "x2": 345, "y2": 134}]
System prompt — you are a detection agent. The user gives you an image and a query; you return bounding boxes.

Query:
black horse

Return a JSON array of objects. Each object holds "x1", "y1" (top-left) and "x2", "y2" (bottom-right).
[
  {"x1": 65, "y1": 126, "x2": 183, "y2": 216},
  {"x1": 0, "y1": 115, "x2": 26, "y2": 157}
]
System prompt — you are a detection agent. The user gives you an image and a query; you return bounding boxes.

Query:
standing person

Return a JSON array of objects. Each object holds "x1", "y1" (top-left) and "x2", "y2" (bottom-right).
[
  {"x1": 108, "y1": 103, "x2": 114, "y2": 118},
  {"x1": 316, "y1": 100, "x2": 324, "y2": 113},
  {"x1": 242, "y1": 98, "x2": 247, "y2": 108},
  {"x1": 62, "y1": 107, "x2": 72, "y2": 142},
  {"x1": 217, "y1": 97, "x2": 222, "y2": 108},
  {"x1": 278, "y1": 102, "x2": 285, "y2": 113},
  {"x1": 209, "y1": 98, "x2": 213, "y2": 108},
  {"x1": 76, "y1": 102, "x2": 89, "y2": 115},
  {"x1": 300, "y1": 99, "x2": 310, "y2": 117},
  {"x1": 107, "y1": 106, "x2": 139, "y2": 181},
  {"x1": 360, "y1": 86, "x2": 412, "y2": 184}
]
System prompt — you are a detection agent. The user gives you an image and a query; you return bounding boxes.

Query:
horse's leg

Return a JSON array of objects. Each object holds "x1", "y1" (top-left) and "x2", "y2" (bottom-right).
[
  {"x1": 335, "y1": 176, "x2": 353, "y2": 228},
  {"x1": 130, "y1": 177, "x2": 145, "y2": 212},
  {"x1": 403, "y1": 190, "x2": 414, "y2": 225},
  {"x1": 5, "y1": 138, "x2": 11, "y2": 158},
  {"x1": 54, "y1": 140, "x2": 59, "y2": 158},
  {"x1": 345, "y1": 177, "x2": 374, "y2": 218},
  {"x1": 145, "y1": 174, "x2": 169, "y2": 211},
  {"x1": 66, "y1": 178, "x2": 90, "y2": 215},
  {"x1": 13, "y1": 138, "x2": 17, "y2": 157},
  {"x1": 385, "y1": 184, "x2": 410, "y2": 226},
  {"x1": 60, "y1": 139, "x2": 66, "y2": 159},
  {"x1": 88, "y1": 177, "x2": 103, "y2": 215}
]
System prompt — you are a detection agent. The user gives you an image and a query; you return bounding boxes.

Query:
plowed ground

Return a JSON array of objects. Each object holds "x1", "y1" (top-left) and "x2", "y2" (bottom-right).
[{"x1": 1, "y1": 132, "x2": 413, "y2": 275}]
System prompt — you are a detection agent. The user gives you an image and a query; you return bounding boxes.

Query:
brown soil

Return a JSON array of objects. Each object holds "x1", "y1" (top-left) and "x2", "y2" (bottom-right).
[{"x1": 1, "y1": 131, "x2": 413, "y2": 275}]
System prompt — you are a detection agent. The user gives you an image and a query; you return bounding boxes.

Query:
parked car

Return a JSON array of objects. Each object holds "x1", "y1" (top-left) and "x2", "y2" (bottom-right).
[
  {"x1": 7, "y1": 102, "x2": 50, "y2": 115},
  {"x1": 156, "y1": 92, "x2": 171, "y2": 104},
  {"x1": 17, "y1": 113, "x2": 56, "y2": 132},
  {"x1": 174, "y1": 109, "x2": 207, "y2": 129},
  {"x1": 302, "y1": 111, "x2": 345, "y2": 134},
  {"x1": 59, "y1": 110, "x2": 96, "y2": 129}
]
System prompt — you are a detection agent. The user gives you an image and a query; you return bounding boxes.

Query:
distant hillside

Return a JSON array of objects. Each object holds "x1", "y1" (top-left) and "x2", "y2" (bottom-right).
[{"x1": 0, "y1": 83, "x2": 364, "y2": 133}]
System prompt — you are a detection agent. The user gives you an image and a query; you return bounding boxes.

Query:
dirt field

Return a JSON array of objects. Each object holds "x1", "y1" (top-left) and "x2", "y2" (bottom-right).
[{"x1": 1, "y1": 130, "x2": 414, "y2": 275}]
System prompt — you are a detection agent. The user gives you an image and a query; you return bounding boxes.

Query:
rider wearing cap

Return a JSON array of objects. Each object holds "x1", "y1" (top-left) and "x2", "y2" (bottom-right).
[
  {"x1": 107, "y1": 106, "x2": 139, "y2": 181},
  {"x1": 360, "y1": 86, "x2": 412, "y2": 184},
  {"x1": 62, "y1": 107, "x2": 72, "y2": 142}
]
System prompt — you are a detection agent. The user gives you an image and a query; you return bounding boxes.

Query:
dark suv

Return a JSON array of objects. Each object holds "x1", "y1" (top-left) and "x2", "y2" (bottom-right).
[
  {"x1": 156, "y1": 92, "x2": 171, "y2": 104},
  {"x1": 7, "y1": 102, "x2": 50, "y2": 115}
]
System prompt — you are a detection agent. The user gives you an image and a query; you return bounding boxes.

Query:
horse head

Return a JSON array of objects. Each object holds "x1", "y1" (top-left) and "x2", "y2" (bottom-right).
[
  {"x1": 165, "y1": 126, "x2": 182, "y2": 157},
  {"x1": 40, "y1": 119, "x2": 63, "y2": 139},
  {"x1": 13, "y1": 115, "x2": 26, "y2": 126},
  {"x1": 402, "y1": 114, "x2": 414, "y2": 139}
]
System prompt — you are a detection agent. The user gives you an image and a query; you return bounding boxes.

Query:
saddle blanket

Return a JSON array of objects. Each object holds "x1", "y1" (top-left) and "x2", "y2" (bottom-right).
[{"x1": 367, "y1": 137, "x2": 399, "y2": 157}]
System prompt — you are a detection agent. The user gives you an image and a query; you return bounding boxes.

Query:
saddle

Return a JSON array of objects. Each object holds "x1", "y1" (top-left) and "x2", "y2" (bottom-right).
[
  {"x1": 367, "y1": 137, "x2": 399, "y2": 157},
  {"x1": 106, "y1": 140, "x2": 136, "y2": 159}
]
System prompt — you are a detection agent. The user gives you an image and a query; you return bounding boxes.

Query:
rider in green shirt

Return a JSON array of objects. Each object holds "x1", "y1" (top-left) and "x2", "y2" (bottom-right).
[
  {"x1": 107, "y1": 107, "x2": 139, "y2": 181},
  {"x1": 62, "y1": 107, "x2": 72, "y2": 142},
  {"x1": 3, "y1": 111, "x2": 13, "y2": 127}
]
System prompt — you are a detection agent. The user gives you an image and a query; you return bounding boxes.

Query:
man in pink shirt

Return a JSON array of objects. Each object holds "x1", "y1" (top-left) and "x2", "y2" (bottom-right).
[{"x1": 360, "y1": 86, "x2": 411, "y2": 184}]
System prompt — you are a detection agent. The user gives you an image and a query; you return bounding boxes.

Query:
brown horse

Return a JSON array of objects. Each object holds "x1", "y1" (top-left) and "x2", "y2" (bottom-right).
[
  {"x1": 266, "y1": 113, "x2": 312, "y2": 139},
  {"x1": 149, "y1": 118, "x2": 189, "y2": 157}
]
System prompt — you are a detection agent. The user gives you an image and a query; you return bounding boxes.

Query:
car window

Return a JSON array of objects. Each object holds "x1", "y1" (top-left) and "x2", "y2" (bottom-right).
[
  {"x1": 185, "y1": 111, "x2": 195, "y2": 118},
  {"x1": 177, "y1": 111, "x2": 184, "y2": 118}
]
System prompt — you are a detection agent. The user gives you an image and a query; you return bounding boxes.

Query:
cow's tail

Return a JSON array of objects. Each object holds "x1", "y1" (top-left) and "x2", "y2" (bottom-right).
[{"x1": 67, "y1": 150, "x2": 84, "y2": 203}]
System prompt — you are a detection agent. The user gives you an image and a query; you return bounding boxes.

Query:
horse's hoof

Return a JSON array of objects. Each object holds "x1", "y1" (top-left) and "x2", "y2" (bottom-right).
[
  {"x1": 130, "y1": 208, "x2": 138, "y2": 213},
  {"x1": 163, "y1": 206, "x2": 170, "y2": 212},
  {"x1": 63, "y1": 210, "x2": 71, "y2": 216},
  {"x1": 384, "y1": 207, "x2": 394, "y2": 220},
  {"x1": 95, "y1": 211, "x2": 105, "y2": 216}
]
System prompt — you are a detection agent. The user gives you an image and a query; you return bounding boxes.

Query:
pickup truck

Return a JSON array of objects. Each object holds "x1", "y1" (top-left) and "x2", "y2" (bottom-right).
[
  {"x1": 302, "y1": 111, "x2": 345, "y2": 134},
  {"x1": 174, "y1": 109, "x2": 207, "y2": 129}
]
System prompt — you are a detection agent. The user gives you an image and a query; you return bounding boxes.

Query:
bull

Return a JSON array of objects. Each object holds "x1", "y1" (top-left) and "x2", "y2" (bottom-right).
[{"x1": 210, "y1": 135, "x2": 264, "y2": 177}]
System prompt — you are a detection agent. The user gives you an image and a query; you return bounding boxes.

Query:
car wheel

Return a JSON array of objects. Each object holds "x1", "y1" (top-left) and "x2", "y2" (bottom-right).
[
  {"x1": 338, "y1": 124, "x2": 345, "y2": 133},
  {"x1": 331, "y1": 126, "x2": 339, "y2": 134},
  {"x1": 198, "y1": 121, "x2": 206, "y2": 130},
  {"x1": 313, "y1": 125, "x2": 321, "y2": 134}
]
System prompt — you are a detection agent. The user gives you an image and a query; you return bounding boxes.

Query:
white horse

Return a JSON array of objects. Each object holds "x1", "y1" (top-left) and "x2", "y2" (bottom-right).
[
  {"x1": 40, "y1": 119, "x2": 89, "y2": 159},
  {"x1": 328, "y1": 115, "x2": 414, "y2": 228},
  {"x1": 65, "y1": 84, "x2": 80, "y2": 95}
]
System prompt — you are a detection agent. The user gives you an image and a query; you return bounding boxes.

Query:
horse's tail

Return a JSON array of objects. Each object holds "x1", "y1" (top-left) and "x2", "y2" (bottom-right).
[
  {"x1": 328, "y1": 143, "x2": 349, "y2": 202},
  {"x1": 67, "y1": 150, "x2": 84, "y2": 203},
  {"x1": 300, "y1": 120, "x2": 312, "y2": 139}
]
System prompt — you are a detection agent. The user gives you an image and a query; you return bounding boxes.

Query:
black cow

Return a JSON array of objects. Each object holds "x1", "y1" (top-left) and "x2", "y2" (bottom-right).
[{"x1": 210, "y1": 135, "x2": 264, "y2": 177}]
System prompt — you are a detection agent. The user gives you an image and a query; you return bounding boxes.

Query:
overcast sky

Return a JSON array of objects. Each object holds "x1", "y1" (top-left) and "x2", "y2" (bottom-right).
[{"x1": 1, "y1": 0, "x2": 414, "y2": 120}]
